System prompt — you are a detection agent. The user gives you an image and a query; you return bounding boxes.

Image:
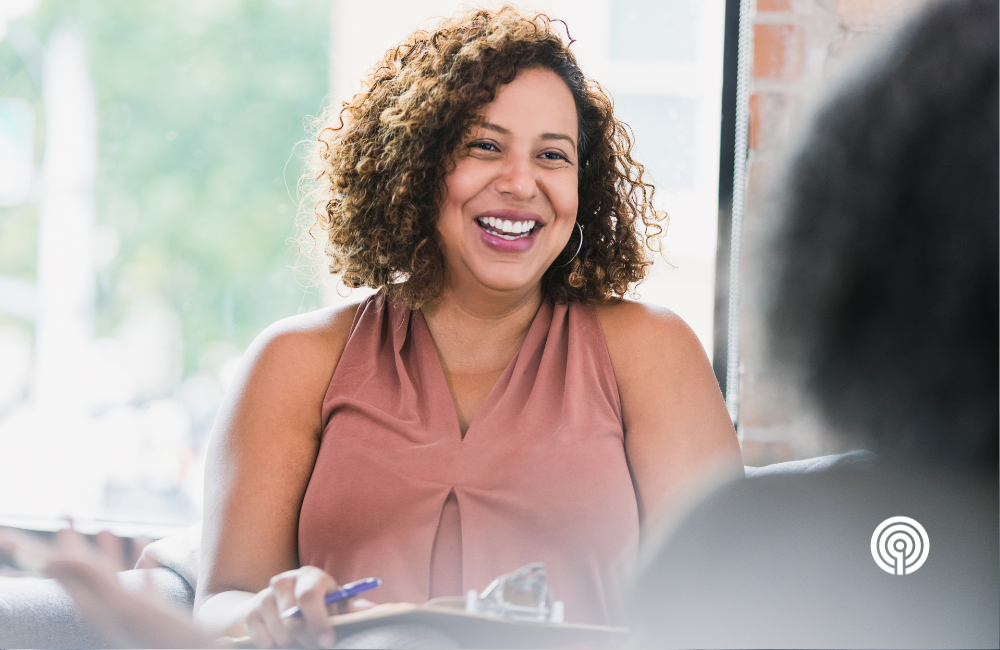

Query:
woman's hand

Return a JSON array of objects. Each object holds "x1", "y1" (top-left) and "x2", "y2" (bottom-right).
[{"x1": 245, "y1": 566, "x2": 343, "y2": 649}]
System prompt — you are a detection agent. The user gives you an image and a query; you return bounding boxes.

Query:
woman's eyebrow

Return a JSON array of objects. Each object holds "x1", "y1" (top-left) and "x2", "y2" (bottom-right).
[
  {"x1": 540, "y1": 133, "x2": 576, "y2": 151},
  {"x1": 480, "y1": 122, "x2": 576, "y2": 152},
  {"x1": 481, "y1": 121, "x2": 511, "y2": 135}
]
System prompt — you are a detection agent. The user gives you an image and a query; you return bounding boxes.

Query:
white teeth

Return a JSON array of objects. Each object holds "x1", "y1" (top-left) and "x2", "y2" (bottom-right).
[{"x1": 477, "y1": 217, "x2": 538, "y2": 238}]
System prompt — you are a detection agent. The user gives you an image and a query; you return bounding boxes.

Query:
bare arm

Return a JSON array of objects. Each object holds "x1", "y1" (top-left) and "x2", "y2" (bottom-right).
[
  {"x1": 596, "y1": 301, "x2": 743, "y2": 528},
  {"x1": 194, "y1": 304, "x2": 358, "y2": 644}
]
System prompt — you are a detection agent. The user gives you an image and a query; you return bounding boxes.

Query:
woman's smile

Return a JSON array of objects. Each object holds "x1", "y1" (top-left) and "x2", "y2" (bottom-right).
[{"x1": 475, "y1": 209, "x2": 544, "y2": 253}]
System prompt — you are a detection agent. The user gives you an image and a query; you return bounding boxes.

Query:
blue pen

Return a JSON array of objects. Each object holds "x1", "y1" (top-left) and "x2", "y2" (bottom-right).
[{"x1": 280, "y1": 577, "x2": 383, "y2": 619}]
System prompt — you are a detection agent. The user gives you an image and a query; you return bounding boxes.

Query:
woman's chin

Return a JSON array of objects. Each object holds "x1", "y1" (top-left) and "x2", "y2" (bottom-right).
[{"x1": 464, "y1": 266, "x2": 545, "y2": 296}]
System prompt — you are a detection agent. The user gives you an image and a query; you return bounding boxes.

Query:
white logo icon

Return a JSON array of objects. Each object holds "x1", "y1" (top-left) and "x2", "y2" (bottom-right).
[{"x1": 871, "y1": 516, "x2": 929, "y2": 575}]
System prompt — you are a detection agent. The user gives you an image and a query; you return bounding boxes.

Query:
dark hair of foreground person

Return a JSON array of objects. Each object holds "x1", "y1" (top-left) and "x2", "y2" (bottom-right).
[
  {"x1": 768, "y1": 0, "x2": 999, "y2": 471},
  {"x1": 629, "y1": 1, "x2": 999, "y2": 647}
]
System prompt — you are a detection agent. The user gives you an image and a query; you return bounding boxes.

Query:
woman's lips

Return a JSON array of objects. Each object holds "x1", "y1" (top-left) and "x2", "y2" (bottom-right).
[{"x1": 475, "y1": 216, "x2": 541, "y2": 253}]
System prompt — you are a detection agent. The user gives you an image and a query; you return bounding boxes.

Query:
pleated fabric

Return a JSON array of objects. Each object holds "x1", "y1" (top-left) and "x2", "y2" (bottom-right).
[{"x1": 298, "y1": 293, "x2": 639, "y2": 625}]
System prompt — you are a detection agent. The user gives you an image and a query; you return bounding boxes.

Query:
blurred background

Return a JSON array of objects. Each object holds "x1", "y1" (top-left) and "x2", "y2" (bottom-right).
[
  {"x1": 0, "y1": 0, "x2": 332, "y2": 536},
  {"x1": 0, "y1": 0, "x2": 931, "y2": 541},
  {"x1": 0, "y1": 0, "x2": 727, "y2": 537}
]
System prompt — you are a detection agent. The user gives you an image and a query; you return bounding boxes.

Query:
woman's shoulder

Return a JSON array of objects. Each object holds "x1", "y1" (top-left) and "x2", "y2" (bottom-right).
[
  {"x1": 592, "y1": 299, "x2": 711, "y2": 377},
  {"x1": 593, "y1": 299, "x2": 700, "y2": 345},
  {"x1": 260, "y1": 302, "x2": 360, "y2": 348},
  {"x1": 243, "y1": 301, "x2": 364, "y2": 380}
]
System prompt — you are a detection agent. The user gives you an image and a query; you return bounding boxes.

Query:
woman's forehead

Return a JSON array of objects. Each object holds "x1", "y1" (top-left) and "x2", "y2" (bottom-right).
[{"x1": 478, "y1": 69, "x2": 578, "y2": 144}]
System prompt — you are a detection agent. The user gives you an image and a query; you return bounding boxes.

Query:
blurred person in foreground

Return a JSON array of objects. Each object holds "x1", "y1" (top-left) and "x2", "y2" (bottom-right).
[
  {"x1": 630, "y1": 0, "x2": 998, "y2": 647},
  {"x1": 0, "y1": 527, "x2": 213, "y2": 649}
]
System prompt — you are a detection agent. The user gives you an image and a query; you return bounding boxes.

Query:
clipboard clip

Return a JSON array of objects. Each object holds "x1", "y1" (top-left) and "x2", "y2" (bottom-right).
[{"x1": 465, "y1": 562, "x2": 564, "y2": 623}]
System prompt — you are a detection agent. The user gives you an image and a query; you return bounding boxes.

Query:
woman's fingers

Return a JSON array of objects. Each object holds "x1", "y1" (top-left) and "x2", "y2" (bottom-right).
[
  {"x1": 246, "y1": 608, "x2": 276, "y2": 650},
  {"x1": 244, "y1": 567, "x2": 341, "y2": 649},
  {"x1": 290, "y1": 567, "x2": 338, "y2": 649},
  {"x1": 269, "y1": 571, "x2": 300, "y2": 616},
  {"x1": 347, "y1": 597, "x2": 377, "y2": 613},
  {"x1": 257, "y1": 591, "x2": 295, "y2": 649},
  {"x1": 251, "y1": 567, "x2": 337, "y2": 649},
  {"x1": 245, "y1": 584, "x2": 294, "y2": 649}
]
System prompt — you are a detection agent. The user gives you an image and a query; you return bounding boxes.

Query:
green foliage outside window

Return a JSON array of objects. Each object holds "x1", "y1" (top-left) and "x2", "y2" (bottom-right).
[{"x1": 5, "y1": 0, "x2": 330, "y2": 375}]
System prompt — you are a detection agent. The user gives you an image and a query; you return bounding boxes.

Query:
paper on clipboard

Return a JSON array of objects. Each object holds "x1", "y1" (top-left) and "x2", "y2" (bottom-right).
[{"x1": 217, "y1": 601, "x2": 630, "y2": 649}]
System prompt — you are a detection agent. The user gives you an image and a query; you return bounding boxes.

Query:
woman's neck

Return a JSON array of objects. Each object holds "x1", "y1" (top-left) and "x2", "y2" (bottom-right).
[
  {"x1": 420, "y1": 282, "x2": 543, "y2": 375},
  {"x1": 420, "y1": 283, "x2": 543, "y2": 434}
]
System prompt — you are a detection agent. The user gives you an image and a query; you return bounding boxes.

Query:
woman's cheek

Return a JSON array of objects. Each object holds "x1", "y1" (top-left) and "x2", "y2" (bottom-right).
[{"x1": 557, "y1": 186, "x2": 579, "y2": 223}]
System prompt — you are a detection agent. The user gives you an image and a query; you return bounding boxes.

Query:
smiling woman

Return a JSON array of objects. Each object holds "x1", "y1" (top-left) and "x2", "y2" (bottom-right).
[
  {"x1": 193, "y1": 7, "x2": 741, "y2": 648},
  {"x1": 307, "y1": 8, "x2": 661, "y2": 308}
]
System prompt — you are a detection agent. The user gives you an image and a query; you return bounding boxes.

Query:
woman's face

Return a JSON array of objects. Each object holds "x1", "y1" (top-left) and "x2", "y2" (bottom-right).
[{"x1": 437, "y1": 67, "x2": 579, "y2": 298}]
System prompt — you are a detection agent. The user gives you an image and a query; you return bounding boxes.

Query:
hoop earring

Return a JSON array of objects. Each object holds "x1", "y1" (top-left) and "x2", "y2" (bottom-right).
[{"x1": 554, "y1": 222, "x2": 584, "y2": 268}]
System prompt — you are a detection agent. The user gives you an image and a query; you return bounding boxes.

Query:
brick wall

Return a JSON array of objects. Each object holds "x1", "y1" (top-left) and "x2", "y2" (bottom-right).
[{"x1": 737, "y1": 0, "x2": 930, "y2": 466}]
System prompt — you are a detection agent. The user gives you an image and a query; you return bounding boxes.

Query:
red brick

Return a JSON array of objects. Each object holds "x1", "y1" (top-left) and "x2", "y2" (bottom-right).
[
  {"x1": 838, "y1": 0, "x2": 929, "y2": 28},
  {"x1": 749, "y1": 92, "x2": 800, "y2": 151},
  {"x1": 757, "y1": 0, "x2": 793, "y2": 11},
  {"x1": 745, "y1": 156, "x2": 777, "y2": 203},
  {"x1": 753, "y1": 24, "x2": 805, "y2": 81}
]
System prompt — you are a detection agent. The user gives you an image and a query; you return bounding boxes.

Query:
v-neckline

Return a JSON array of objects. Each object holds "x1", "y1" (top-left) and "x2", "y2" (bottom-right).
[{"x1": 413, "y1": 303, "x2": 547, "y2": 441}]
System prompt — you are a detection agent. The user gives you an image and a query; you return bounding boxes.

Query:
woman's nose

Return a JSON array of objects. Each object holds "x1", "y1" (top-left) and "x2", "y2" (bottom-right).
[{"x1": 494, "y1": 157, "x2": 538, "y2": 201}]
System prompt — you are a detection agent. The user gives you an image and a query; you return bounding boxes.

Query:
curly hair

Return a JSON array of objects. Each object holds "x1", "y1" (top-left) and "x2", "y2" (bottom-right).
[{"x1": 304, "y1": 6, "x2": 664, "y2": 308}]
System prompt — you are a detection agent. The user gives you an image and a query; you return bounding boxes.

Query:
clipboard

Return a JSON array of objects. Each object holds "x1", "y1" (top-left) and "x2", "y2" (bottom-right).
[{"x1": 218, "y1": 601, "x2": 630, "y2": 649}]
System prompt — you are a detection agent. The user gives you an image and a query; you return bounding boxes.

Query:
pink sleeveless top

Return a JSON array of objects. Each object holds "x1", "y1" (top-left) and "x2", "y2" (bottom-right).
[{"x1": 298, "y1": 293, "x2": 639, "y2": 625}]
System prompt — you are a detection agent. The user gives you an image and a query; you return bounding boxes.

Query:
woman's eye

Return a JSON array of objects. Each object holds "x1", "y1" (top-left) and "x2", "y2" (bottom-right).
[
  {"x1": 470, "y1": 141, "x2": 499, "y2": 152},
  {"x1": 541, "y1": 151, "x2": 569, "y2": 162}
]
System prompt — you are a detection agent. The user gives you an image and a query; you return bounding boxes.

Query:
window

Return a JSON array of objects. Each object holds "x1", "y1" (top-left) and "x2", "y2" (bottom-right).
[
  {"x1": 0, "y1": 0, "x2": 330, "y2": 536},
  {"x1": 0, "y1": 0, "x2": 727, "y2": 535}
]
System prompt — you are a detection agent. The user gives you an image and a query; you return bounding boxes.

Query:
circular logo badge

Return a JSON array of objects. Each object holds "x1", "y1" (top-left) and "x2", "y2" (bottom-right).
[{"x1": 871, "y1": 516, "x2": 929, "y2": 575}]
